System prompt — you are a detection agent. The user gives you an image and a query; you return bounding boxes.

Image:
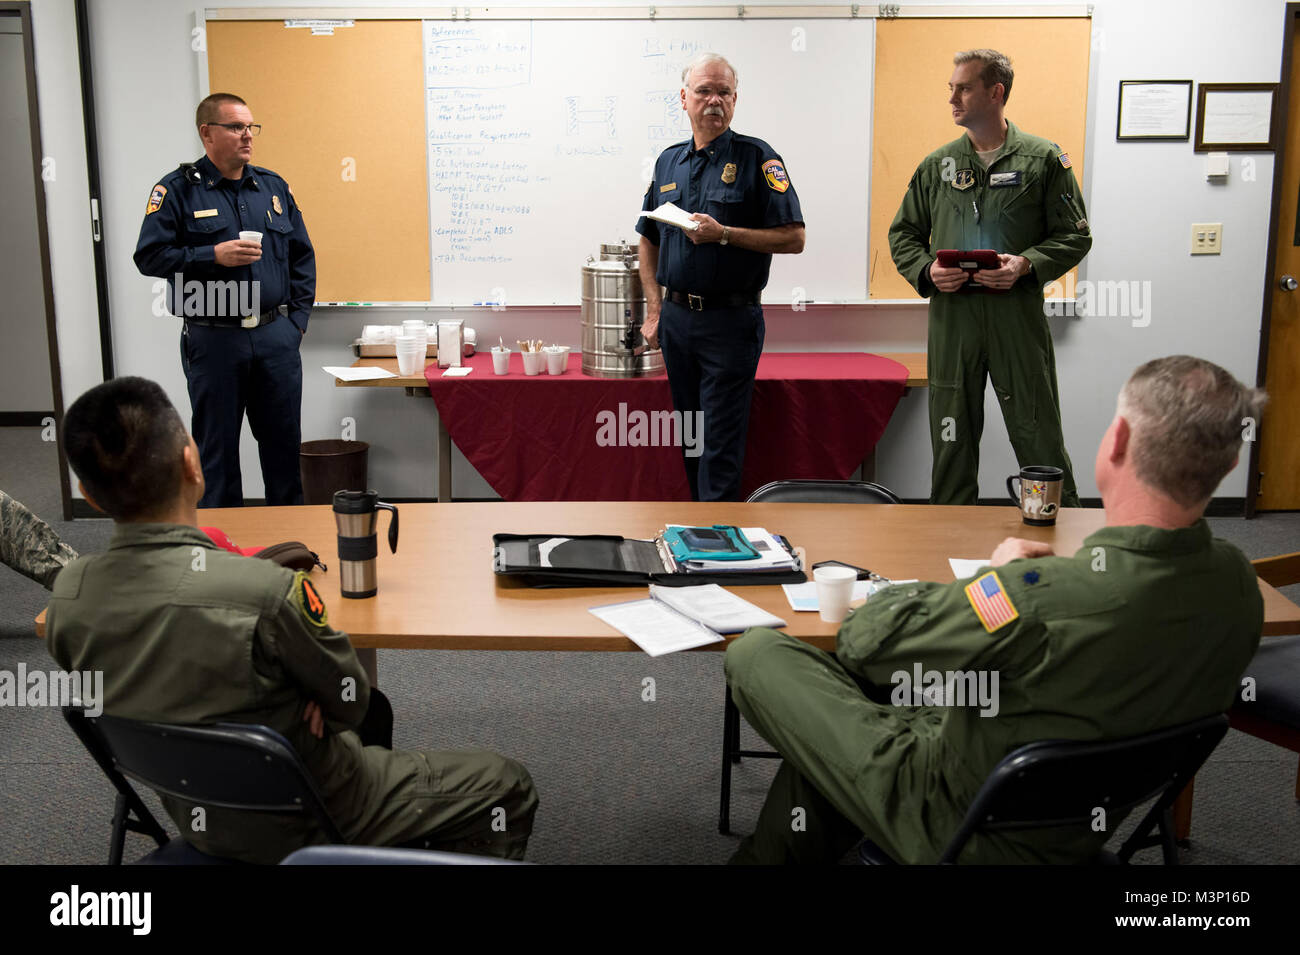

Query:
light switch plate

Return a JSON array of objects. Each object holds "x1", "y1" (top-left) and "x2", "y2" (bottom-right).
[{"x1": 1191, "y1": 222, "x2": 1223, "y2": 255}]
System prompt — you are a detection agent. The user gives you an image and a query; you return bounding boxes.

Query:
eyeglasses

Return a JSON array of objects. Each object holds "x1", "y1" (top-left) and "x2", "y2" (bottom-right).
[
  {"x1": 689, "y1": 86, "x2": 735, "y2": 100},
  {"x1": 208, "y1": 122, "x2": 262, "y2": 136}
]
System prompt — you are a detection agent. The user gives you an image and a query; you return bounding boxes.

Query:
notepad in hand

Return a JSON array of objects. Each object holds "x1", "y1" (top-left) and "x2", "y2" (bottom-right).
[{"x1": 639, "y1": 201, "x2": 700, "y2": 232}]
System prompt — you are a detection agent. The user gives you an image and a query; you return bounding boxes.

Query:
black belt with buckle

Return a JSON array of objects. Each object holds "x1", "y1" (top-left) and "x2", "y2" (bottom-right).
[
  {"x1": 184, "y1": 306, "x2": 286, "y2": 329},
  {"x1": 666, "y1": 290, "x2": 761, "y2": 312}
]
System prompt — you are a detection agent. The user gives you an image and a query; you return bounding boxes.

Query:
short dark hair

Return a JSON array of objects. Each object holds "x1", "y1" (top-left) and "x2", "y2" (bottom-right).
[
  {"x1": 954, "y1": 49, "x2": 1013, "y2": 105},
  {"x1": 64, "y1": 377, "x2": 189, "y2": 521},
  {"x1": 1119, "y1": 356, "x2": 1266, "y2": 507},
  {"x1": 196, "y1": 93, "x2": 247, "y2": 132}
]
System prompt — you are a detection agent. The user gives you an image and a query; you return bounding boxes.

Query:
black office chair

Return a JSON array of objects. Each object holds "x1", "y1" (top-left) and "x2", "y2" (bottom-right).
[
  {"x1": 281, "y1": 845, "x2": 522, "y2": 865},
  {"x1": 62, "y1": 703, "x2": 345, "y2": 865},
  {"x1": 746, "y1": 479, "x2": 903, "y2": 506},
  {"x1": 857, "y1": 713, "x2": 1230, "y2": 865},
  {"x1": 719, "y1": 479, "x2": 902, "y2": 834}
]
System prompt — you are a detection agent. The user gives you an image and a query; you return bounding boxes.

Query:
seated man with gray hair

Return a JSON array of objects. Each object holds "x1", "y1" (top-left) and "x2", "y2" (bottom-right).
[{"x1": 726, "y1": 355, "x2": 1266, "y2": 864}]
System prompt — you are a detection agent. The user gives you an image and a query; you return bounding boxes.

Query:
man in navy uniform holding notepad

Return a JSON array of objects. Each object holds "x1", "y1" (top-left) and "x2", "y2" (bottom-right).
[
  {"x1": 135, "y1": 93, "x2": 315, "y2": 508},
  {"x1": 637, "y1": 53, "x2": 805, "y2": 502},
  {"x1": 889, "y1": 50, "x2": 1091, "y2": 506}
]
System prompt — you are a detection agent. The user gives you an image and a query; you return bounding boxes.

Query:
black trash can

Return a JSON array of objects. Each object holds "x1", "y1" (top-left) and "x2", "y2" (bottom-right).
[{"x1": 299, "y1": 440, "x2": 369, "y2": 505}]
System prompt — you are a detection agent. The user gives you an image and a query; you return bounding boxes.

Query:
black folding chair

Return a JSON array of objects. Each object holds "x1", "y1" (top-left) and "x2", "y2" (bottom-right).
[
  {"x1": 858, "y1": 713, "x2": 1230, "y2": 864},
  {"x1": 62, "y1": 703, "x2": 344, "y2": 864},
  {"x1": 281, "y1": 845, "x2": 522, "y2": 865},
  {"x1": 720, "y1": 479, "x2": 902, "y2": 834}
]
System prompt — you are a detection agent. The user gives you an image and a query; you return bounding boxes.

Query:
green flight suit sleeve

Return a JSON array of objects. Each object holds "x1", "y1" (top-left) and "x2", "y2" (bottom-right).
[
  {"x1": 888, "y1": 166, "x2": 938, "y2": 297},
  {"x1": 261, "y1": 571, "x2": 370, "y2": 729},
  {"x1": 835, "y1": 572, "x2": 1046, "y2": 687},
  {"x1": 1018, "y1": 151, "x2": 1092, "y2": 286}
]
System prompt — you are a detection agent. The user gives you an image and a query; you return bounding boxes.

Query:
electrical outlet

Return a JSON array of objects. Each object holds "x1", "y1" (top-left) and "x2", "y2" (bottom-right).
[{"x1": 1191, "y1": 222, "x2": 1223, "y2": 255}]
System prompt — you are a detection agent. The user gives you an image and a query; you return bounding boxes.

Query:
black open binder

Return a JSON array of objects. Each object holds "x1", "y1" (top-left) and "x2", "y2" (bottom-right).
[{"x1": 492, "y1": 533, "x2": 806, "y2": 588}]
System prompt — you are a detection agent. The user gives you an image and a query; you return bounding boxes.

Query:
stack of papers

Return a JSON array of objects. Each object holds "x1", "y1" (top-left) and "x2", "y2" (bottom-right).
[
  {"x1": 322, "y1": 366, "x2": 396, "y2": 382},
  {"x1": 590, "y1": 584, "x2": 786, "y2": 656}
]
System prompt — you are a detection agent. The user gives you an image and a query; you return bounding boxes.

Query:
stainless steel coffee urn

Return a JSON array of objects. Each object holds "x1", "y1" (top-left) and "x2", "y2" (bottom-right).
[{"x1": 580, "y1": 241, "x2": 665, "y2": 378}]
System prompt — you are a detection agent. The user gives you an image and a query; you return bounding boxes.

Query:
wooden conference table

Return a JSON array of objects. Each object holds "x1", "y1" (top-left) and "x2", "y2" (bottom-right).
[{"x1": 39, "y1": 501, "x2": 1294, "y2": 649}]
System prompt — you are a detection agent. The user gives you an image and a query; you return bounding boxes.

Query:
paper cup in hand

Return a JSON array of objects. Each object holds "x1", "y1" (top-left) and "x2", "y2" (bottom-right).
[
  {"x1": 395, "y1": 334, "x2": 425, "y2": 377},
  {"x1": 491, "y1": 347, "x2": 510, "y2": 375},
  {"x1": 238, "y1": 231, "x2": 263, "y2": 245},
  {"x1": 814, "y1": 565, "x2": 857, "y2": 623}
]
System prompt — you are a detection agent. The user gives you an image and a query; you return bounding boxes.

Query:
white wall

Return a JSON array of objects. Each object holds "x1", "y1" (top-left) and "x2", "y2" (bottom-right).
[{"x1": 32, "y1": 0, "x2": 1286, "y2": 502}]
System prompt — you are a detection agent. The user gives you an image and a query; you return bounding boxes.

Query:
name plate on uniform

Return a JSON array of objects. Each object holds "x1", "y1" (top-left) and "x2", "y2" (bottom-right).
[
  {"x1": 193, "y1": 209, "x2": 220, "y2": 218},
  {"x1": 989, "y1": 172, "x2": 1022, "y2": 188}
]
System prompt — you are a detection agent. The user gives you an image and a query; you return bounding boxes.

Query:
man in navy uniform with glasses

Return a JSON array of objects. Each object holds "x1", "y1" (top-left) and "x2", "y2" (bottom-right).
[
  {"x1": 637, "y1": 53, "x2": 805, "y2": 502},
  {"x1": 135, "y1": 93, "x2": 315, "y2": 507}
]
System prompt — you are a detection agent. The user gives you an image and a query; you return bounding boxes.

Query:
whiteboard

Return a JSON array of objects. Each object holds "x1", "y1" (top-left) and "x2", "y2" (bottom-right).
[{"x1": 424, "y1": 17, "x2": 874, "y2": 306}]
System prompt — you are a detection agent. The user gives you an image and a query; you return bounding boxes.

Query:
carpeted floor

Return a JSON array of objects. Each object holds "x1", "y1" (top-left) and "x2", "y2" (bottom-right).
[{"x1": 2, "y1": 425, "x2": 1297, "y2": 864}]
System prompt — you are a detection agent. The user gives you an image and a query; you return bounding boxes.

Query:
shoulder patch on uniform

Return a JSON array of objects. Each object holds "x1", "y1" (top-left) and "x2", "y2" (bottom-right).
[
  {"x1": 964, "y1": 571, "x2": 1019, "y2": 634},
  {"x1": 146, "y1": 185, "x2": 167, "y2": 215},
  {"x1": 952, "y1": 168, "x2": 975, "y2": 191},
  {"x1": 1058, "y1": 151, "x2": 1072, "y2": 169},
  {"x1": 291, "y1": 571, "x2": 328, "y2": 629},
  {"x1": 762, "y1": 158, "x2": 790, "y2": 193}
]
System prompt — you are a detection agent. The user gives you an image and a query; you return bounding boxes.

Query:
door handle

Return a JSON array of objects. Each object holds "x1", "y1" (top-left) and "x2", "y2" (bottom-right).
[{"x1": 1281, "y1": 275, "x2": 1298, "y2": 292}]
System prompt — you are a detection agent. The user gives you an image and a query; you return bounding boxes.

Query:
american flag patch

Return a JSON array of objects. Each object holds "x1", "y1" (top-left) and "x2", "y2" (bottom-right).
[
  {"x1": 965, "y1": 571, "x2": 1019, "y2": 633},
  {"x1": 1058, "y1": 152, "x2": 1072, "y2": 169}
]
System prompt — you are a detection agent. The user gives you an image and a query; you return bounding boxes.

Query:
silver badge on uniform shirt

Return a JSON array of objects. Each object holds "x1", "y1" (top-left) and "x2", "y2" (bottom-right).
[{"x1": 952, "y1": 169, "x2": 975, "y2": 191}]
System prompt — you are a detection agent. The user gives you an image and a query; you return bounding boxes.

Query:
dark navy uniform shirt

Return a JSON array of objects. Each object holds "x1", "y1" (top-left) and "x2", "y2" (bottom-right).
[
  {"x1": 134, "y1": 155, "x2": 316, "y2": 330},
  {"x1": 636, "y1": 129, "x2": 803, "y2": 296}
]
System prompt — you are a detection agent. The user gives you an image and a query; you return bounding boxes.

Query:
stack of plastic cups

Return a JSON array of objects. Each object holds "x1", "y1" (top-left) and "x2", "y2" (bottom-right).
[{"x1": 395, "y1": 335, "x2": 425, "y2": 377}]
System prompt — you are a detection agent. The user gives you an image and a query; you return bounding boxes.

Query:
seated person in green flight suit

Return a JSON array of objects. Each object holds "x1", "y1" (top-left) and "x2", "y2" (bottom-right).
[
  {"x1": 726, "y1": 355, "x2": 1266, "y2": 864},
  {"x1": 47, "y1": 376, "x2": 537, "y2": 863}
]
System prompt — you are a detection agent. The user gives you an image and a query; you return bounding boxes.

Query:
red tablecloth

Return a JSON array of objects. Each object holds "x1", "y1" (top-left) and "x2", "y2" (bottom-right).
[{"x1": 424, "y1": 352, "x2": 909, "y2": 501}]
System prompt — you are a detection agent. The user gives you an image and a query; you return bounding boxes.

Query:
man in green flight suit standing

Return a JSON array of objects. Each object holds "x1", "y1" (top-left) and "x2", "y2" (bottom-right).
[
  {"x1": 725, "y1": 355, "x2": 1264, "y2": 863},
  {"x1": 47, "y1": 377, "x2": 537, "y2": 863},
  {"x1": 889, "y1": 49, "x2": 1092, "y2": 506}
]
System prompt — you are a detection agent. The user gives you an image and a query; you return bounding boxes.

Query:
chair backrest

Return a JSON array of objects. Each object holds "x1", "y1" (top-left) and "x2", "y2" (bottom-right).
[
  {"x1": 941, "y1": 713, "x2": 1229, "y2": 863},
  {"x1": 746, "y1": 479, "x2": 902, "y2": 505},
  {"x1": 62, "y1": 704, "x2": 344, "y2": 843},
  {"x1": 281, "y1": 846, "x2": 522, "y2": 865}
]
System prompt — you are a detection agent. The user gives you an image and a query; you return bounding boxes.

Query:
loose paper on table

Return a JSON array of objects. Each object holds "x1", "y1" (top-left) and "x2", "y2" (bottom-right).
[{"x1": 322, "y1": 366, "x2": 396, "y2": 382}]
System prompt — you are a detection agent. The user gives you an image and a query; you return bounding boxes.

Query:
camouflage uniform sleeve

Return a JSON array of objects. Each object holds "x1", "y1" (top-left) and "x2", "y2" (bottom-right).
[
  {"x1": 835, "y1": 571, "x2": 1045, "y2": 687},
  {"x1": 262, "y1": 570, "x2": 370, "y2": 728},
  {"x1": 888, "y1": 164, "x2": 938, "y2": 296},
  {"x1": 0, "y1": 489, "x2": 78, "y2": 590}
]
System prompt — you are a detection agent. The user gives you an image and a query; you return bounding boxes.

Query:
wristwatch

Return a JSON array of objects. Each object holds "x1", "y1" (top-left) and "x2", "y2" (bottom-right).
[{"x1": 719, "y1": 226, "x2": 731, "y2": 246}]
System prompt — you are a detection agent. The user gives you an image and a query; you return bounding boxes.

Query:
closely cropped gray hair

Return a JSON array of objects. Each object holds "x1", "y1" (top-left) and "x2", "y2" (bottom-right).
[
  {"x1": 1118, "y1": 355, "x2": 1267, "y2": 507},
  {"x1": 953, "y1": 49, "x2": 1013, "y2": 104},
  {"x1": 681, "y1": 53, "x2": 738, "y2": 89}
]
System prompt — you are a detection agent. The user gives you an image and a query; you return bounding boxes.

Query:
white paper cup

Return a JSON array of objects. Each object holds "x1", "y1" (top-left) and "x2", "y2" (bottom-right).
[
  {"x1": 395, "y1": 335, "x2": 425, "y2": 377},
  {"x1": 491, "y1": 347, "x2": 510, "y2": 375},
  {"x1": 521, "y1": 350, "x2": 543, "y2": 376},
  {"x1": 814, "y1": 565, "x2": 858, "y2": 623},
  {"x1": 545, "y1": 348, "x2": 569, "y2": 375},
  {"x1": 238, "y1": 230, "x2": 263, "y2": 245}
]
